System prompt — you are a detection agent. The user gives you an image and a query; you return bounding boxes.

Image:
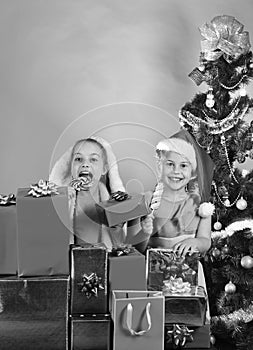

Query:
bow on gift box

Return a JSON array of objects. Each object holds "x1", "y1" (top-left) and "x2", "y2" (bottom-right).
[
  {"x1": 163, "y1": 276, "x2": 192, "y2": 295},
  {"x1": 111, "y1": 244, "x2": 135, "y2": 257},
  {"x1": 78, "y1": 272, "x2": 104, "y2": 298},
  {"x1": 166, "y1": 324, "x2": 194, "y2": 347},
  {"x1": 0, "y1": 193, "x2": 16, "y2": 205},
  {"x1": 27, "y1": 179, "x2": 59, "y2": 197},
  {"x1": 199, "y1": 15, "x2": 251, "y2": 62}
]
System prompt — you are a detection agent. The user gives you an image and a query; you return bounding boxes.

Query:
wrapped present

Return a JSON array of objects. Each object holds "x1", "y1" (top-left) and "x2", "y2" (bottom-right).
[
  {"x1": 0, "y1": 276, "x2": 69, "y2": 350},
  {"x1": 70, "y1": 244, "x2": 108, "y2": 315},
  {"x1": 108, "y1": 245, "x2": 146, "y2": 310},
  {"x1": 16, "y1": 184, "x2": 71, "y2": 276},
  {"x1": 70, "y1": 314, "x2": 111, "y2": 350},
  {"x1": 96, "y1": 193, "x2": 150, "y2": 227},
  {"x1": 164, "y1": 283, "x2": 207, "y2": 326},
  {"x1": 146, "y1": 248, "x2": 199, "y2": 291},
  {"x1": 112, "y1": 290, "x2": 164, "y2": 350},
  {"x1": 0, "y1": 194, "x2": 17, "y2": 275},
  {"x1": 165, "y1": 318, "x2": 210, "y2": 349}
]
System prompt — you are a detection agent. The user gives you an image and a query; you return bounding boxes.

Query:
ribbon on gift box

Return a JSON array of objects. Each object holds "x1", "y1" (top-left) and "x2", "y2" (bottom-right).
[
  {"x1": 166, "y1": 324, "x2": 194, "y2": 347},
  {"x1": 27, "y1": 179, "x2": 59, "y2": 197},
  {"x1": 163, "y1": 276, "x2": 192, "y2": 295},
  {"x1": 0, "y1": 193, "x2": 16, "y2": 205},
  {"x1": 110, "y1": 244, "x2": 135, "y2": 257},
  {"x1": 78, "y1": 272, "x2": 104, "y2": 299}
]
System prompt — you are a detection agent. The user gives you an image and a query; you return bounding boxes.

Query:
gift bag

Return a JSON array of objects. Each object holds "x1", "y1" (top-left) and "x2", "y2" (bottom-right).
[{"x1": 112, "y1": 290, "x2": 164, "y2": 350}]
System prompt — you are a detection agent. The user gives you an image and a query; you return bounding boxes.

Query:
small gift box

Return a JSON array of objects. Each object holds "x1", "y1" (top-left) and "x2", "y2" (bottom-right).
[
  {"x1": 70, "y1": 314, "x2": 111, "y2": 350},
  {"x1": 108, "y1": 245, "x2": 146, "y2": 310},
  {"x1": 164, "y1": 283, "x2": 207, "y2": 326},
  {"x1": 70, "y1": 244, "x2": 108, "y2": 315},
  {"x1": 146, "y1": 248, "x2": 199, "y2": 291},
  {"x1": 0, "y1": 276, "x2": 69, "y2": 350},
  {"x1": 16, "y1": 183, "x2": 71, "y2": 276},
  {"x1": 96, "y1": 193, "x2": 150, "y2": 227},
  {"x1": 0, "y1": 194, "x2": 17, "y2": 275}
]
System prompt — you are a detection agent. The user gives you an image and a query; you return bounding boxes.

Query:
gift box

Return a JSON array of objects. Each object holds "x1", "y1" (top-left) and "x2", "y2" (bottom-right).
[
  {"x1": 70, "y1": 244, "x2": 108, "y2": 315},
  {"x1": 146, "y1": 248, "x2": 199, "y2": 291},
  {"x1": 0, "y1": 276, "x2": 69, "y2": 350},
  {"x1": 0, "y1": 204, "x2": 17, "y2": 275},
  {"x1": 111, "y1": 290, "x2": 165, "y2": 350},
  {"x1": 70, "y1": 314, "x2": 111, "y2": 350},
  {"x1": 96, "y1": 193, "x2": 150, "y2": 227},
  {"x1": 16, "y1": 186, "x2": 71, "y2": 276},
  {"x1": 164, "y1": 284, "x2": 207, "y2": 326},
  {"x1": 108, "y1": 246, "x2": 147, "y2": 309},
  {"x1": 165, "y1": 319, "x2": 210, "y2": 349}
]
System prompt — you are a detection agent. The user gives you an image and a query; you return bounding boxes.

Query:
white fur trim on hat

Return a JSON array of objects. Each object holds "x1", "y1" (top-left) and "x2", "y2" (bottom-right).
[
  {"x1": 156, "y1": 138, "x2": 197, "y2": 172},
  {"x1": 49, "y1": 136, "x2": 125, "y2": 193}
]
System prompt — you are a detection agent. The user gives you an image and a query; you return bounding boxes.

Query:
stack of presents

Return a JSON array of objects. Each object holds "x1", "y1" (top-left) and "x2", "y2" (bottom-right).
[{"x1": 0, "y1": 184, "x2": 210, "y2": 349}]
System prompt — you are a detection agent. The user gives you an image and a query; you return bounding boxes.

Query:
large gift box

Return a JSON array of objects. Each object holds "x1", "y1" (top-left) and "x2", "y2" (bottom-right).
[
  {"x1": 96, "y1": 193, "x2": 150, "y2": 227},
  {"x1": 70, "y1": 244, "x2": 108, "y2": 315},
  {"x1": 0, "y1": 276, "x2": 69, "y2": 350},
  {"x1": 70, "y1": 314, "x2": 111, "y2": 350},
  {"x1": 146, "y1": 248, "x2": 199, "y2": 290},
  {"x1": 0, "y1": 198, "x2": 17, "y2": 275},
  {"x1": 16, "y1": 186, "x2": 71, "y2": 276},
  {"x1": 112, "y1": 290, "x2": 164, "y2": 350}
]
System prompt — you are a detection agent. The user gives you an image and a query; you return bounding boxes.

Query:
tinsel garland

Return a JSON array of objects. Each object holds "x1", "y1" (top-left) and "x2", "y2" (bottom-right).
[
  {"x1": 212, "y1": 303, "x2": 253, "y2": 329},
  {"x1": 212, "y1": 219, "x2": 253, "y2": 239}
]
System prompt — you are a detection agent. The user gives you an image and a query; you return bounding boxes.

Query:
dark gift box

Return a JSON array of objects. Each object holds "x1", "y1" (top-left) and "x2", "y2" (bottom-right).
[
  {"x1": 165, "y1": 320, "x2": 210, "y2": 349},
  {"x1": 96, "y1": 193, "x2": 150, "y2": 227},
  {"x1": 16, "y1": 187, "x2": 71, "y2": 276},
  {"x1": 70, "y1": 314, "x2": 111, "y2": 350},
  {"x1": 0, "y1": 276, "x2": 69, "y2": 350},
  {"x1": 146, "y1": 248, "x2": 199, "y2": 291},
  {"x1": 0, "y1": 205, "x2": 17, "y2": 275},
  {"x1": 71, "y1": 244, "x2": 108, "y2": 315},
  {"x1": 164, "y1": 285, "x2": 207, "y2": 326},
  {"x1": 108, "y1": 246, "x2": 147, "y2": 310}
]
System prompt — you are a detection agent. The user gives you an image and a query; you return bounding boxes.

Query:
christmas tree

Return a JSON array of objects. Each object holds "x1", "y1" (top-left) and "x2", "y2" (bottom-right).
[{"x1": 179, "y1": 15, "x2": 253, "y2": 350}]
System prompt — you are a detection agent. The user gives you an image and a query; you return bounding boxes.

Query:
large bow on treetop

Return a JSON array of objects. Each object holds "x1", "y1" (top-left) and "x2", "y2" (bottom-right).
[{"x1": 199, "y1": 15, "x2": 251, "y2": 61}]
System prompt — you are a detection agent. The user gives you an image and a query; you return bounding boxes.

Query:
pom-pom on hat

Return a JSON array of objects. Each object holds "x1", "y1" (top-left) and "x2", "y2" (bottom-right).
[
  {"x1": 157, "y1": 129, "x2": 215, "y2": 202},
  {"x1": 49, "y1": 136, "x2": 125, "y2": 193}
]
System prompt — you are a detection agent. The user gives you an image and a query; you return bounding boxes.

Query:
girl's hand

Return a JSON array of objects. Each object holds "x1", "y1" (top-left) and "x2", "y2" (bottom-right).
[
  {"x1": 140, "y1": 213, "x2": 154, "y2": 235},
  {"x1": 173, "y1": 238, "x2": 199, "y2": 257}
]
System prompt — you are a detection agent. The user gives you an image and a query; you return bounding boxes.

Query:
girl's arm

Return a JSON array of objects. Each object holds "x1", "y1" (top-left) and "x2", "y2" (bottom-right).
[
  {"x1": 173, "y1": 215, "x2": 211, "y2": 256},
  {"x1": 125, "y1": 215, "x2": 154, "y2": 253}
]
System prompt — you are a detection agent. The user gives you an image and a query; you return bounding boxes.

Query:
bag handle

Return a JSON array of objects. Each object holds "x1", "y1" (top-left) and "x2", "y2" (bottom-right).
[{"x1": 126, "y1": 302, "x2": 151, "y2": 336}]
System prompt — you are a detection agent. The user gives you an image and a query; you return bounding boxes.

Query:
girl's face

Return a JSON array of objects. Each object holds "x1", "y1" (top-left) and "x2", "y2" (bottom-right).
[
  {"x1": 159, "y1": 151, "x2": 193, "y2": 193},
  {"x1": 71, "y1": 141, "x2": 107, "y2": 186}
]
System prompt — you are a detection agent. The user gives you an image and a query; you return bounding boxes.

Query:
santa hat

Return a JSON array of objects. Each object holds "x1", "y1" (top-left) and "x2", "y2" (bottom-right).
[
  {"x1": 156, "y1": 129, "x2": 214, "y2": 202},
  {"x1": 49, "y1": 136, "x2": 125, "y2": 193}
]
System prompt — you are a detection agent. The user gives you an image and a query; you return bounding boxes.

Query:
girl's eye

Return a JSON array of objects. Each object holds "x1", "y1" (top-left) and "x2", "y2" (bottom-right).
[
  {"x1": 181, "y1": 163, "x2": 189, "y2": 169},
  {"x1": 90, "y1": 157, "x2": 98, "y2": 163},
  {"x1": 166, "y1": 161, "x2": 173, "y2": 167},
  {"x1": 74, "y1": 157, "x2": 82, "y2": 162}
]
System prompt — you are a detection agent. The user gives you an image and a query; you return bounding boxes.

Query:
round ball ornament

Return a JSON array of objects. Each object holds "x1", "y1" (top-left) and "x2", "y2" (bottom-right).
[
  {"x1": 225, "y1": 281, "x2": 236, "y2": 294},
  {"x1": 222, "y1": 244, "x2": 229, "y2": 255},
  {"x1": 241, "y1": 255, "x2": 253, "y2": 269},
  {"x1": 236, "y1": 197, "x2": 247, "y2": 210},
  {"x1": 239, "y1": 87, "x2": 247, "y2": 96},
  {"x1": 214, "y1": 221, "x2": 222, "y2": 230},
  {"x1": 212, "y1": 247, "x2": 221, "y2": 258},
  {"x1": 210, "y1": 335, "x2": 216, "y2": 345}
]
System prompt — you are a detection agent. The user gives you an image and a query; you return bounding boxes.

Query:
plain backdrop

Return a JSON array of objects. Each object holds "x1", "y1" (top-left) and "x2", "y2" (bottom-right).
[{"x1": 1, "y1": 0, "x2": 253, "y2": 194}]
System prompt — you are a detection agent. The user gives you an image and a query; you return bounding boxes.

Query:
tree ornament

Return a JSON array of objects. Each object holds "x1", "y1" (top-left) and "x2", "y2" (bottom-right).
[
  {"x1": 237, "y1": 151, "x2": 246, "y2": 163},
  {"x1": 222, "y1": 244, "x2": 229, "y2": 255},
  {"x1": 236, "y1": 197, "x2": 247, "y2": 210},
  {"x1": 241, "y1": 255, "x2": 253, "y2": 269},
  {"x1": 214, "y1": 221, "x2": 222, "y2": 230},
  {"x1": 206, "y1": 88, "x2": 215, "y2": 108},
  {"x1": 239, "y1": 86, "x2": 247, "y2": 96},
  {"x1": 225, "y1": 281, "x2": 236, "y2": 294},
  {"x1": 212, "y1": 247, "x2": 221, "y2": 258},
  {"x1": 210, "y1": 334, "x2": 216, "y2": 345}
]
